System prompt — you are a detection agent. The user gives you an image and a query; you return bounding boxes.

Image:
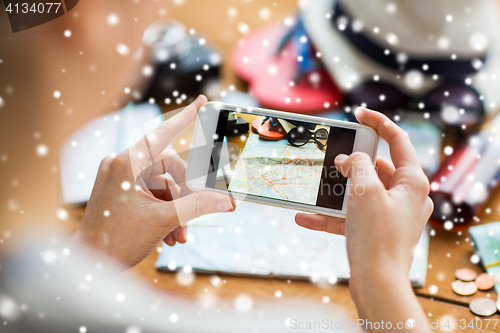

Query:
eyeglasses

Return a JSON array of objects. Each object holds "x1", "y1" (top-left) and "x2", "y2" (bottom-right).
[
  {"x1": 287, "y1": 127, "x2": 329, "y2": 150},
  {"x1": 345, "y1": 81, "x2": 485, "y2": 130}
]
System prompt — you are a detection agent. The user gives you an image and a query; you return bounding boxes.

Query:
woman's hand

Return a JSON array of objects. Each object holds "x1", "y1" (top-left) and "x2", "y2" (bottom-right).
[
  {"x1": 71, "y1": 95, "x2": 235, "y2": 269},
  {"x1": 295, "y1": 107, "x2": 433, "y2": 331}
]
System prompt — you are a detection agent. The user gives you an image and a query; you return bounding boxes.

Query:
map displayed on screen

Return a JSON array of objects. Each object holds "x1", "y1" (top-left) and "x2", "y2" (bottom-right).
[{"x1": 228, "y1": 133, "x2": 324, "y2": 205}]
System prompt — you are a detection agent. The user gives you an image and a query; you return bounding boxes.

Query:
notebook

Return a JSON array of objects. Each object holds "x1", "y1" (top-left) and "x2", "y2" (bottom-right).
[
  {"x1": 59, "y1": 103, "x2": 162, "y2": 205},
  {"x1": 469, "y1": 222, "x2": 500, "y2": 294}
]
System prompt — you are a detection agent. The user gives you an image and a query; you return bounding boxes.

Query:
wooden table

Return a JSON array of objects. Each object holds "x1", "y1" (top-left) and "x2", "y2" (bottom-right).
[
  {"x1": 64, "y1": 147, "x2": 500, "y2": 332},
  {"x1": 62, "y1": 1, "x2": 499, "y2": 331}
]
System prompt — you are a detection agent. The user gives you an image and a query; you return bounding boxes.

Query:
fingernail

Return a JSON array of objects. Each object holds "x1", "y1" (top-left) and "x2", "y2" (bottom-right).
[
  {"x1": 335, "y1": 154, "x2": 348, "y2": 163},
  {"x1": 217, "y1": 200, "x2": 233, "y2": 212},
  {"x1": 191, "y1": 95, "x2": 201, "y2": 106},
  {"x1": 354, "y1": 107, "x2": 365, "y2": 117}
]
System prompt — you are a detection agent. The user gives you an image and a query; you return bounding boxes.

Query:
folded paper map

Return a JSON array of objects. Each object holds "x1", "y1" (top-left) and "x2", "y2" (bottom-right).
[{"x1": 156, "y1": 201, "x2": 430, "y2": 287}]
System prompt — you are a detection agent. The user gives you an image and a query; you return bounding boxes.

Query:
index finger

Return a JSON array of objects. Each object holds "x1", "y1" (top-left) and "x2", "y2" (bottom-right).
[
  {"x1": 355, "y1": 107, "x2": 420, "y2": 169},
  {"x1": 143, "y1": 95, "x2": 207, "y2": 158},
  {"x1": 129, "y1": 95, "x2": 207, "y2": 180}
]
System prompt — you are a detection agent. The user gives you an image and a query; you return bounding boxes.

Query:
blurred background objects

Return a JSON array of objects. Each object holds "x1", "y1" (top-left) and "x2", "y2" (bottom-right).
[{"x1": 2, "y1": 0, "x2": 500, "y2": 328}]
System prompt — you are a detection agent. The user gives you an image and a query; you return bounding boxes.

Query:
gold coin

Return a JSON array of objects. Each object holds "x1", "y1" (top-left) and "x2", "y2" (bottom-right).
[
  {"x1": 475, "y1": 273, "x2": 495, "y2": 290},
  {"x1": 455, "y1": 268, "x2": 477, "y2": 282},
  {"x1": 469, "y1": 298, "x2": 497, "y2": 317},
  {"x1": 452, "y1": 280, "x2": 477, "y2": 296}
]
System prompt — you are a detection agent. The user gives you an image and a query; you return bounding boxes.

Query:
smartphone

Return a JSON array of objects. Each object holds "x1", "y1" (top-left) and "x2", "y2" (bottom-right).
[{"x1": 186, "y1": 102, "x2": 378, "y2": 217}]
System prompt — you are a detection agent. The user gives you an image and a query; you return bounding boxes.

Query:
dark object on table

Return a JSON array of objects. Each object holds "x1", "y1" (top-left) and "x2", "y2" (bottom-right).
[
  {"x1": 429, "y1": 115, "x2": 500, "y2": 225},
  {"x1": 141, "y1": 20, "x2": 221, "y2": 103},
  {"x1": 344, "y1": 81, "x2": 485, "y2": 132},
  {"x1": 225, "y1": 112, "x2": 249, "y2": 136}
]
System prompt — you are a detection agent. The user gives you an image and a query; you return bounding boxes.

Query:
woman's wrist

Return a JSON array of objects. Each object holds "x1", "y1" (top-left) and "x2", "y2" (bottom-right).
[
  {"x1": 350, "y1": 266, "x2": 430, "y2": 332},
  {"x1": 350, "y1": 265, "x2": 412, "y2": 312},
  {"x1": 69, "y1": 228, "x2": 123, "y2": 268}
]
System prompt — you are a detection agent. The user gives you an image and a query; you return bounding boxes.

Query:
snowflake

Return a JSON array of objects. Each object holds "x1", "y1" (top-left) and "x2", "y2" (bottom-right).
[
  {"x1": 116, "y1": 293, "x2": 126, "y2": 303},
  {"x1": 234, "y1": 295, "x2": 253, "y2": 313},
  {"x1": 107, "y1": 14, "x2": 119, "y2": 26},
  {"x1": 116, "y1": 43, "x2": 130, "y2": 56},
  {"x1": 121, "y1": 181, "x2": 131, "y2": 191},
  {"x1": 176, "y1": 266, "x2": 195, "y2": 286},
  {"x1": 36, "y1": 144, "x2": 48, "y2": 156}
]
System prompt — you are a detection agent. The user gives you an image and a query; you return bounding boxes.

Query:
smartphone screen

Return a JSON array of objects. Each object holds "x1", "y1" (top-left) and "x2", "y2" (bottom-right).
[{"x1": 205, "y1": 110, "x2": 356, "y2": 210}]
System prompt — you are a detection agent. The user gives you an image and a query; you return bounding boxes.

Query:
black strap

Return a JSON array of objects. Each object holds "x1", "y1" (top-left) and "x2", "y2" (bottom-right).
[{"x1": 331, "y1": 1, "x2": 486, "y2": 75}]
